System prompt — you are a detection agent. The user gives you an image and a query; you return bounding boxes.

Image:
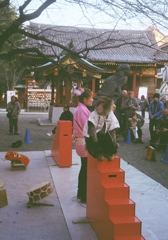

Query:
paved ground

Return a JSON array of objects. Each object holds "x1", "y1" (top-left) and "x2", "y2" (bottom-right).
[
  {"x1": 0, "y1": 110, "x2": 167, "y2": 189},
  {"x1": 0, "y1": 151, "x2": 72, "y2": 240},
  {"x1": 0, "y1": 110, "x2": 168, "y2": 240}
]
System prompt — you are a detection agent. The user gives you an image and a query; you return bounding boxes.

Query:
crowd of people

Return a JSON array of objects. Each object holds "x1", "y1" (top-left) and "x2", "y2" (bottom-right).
[
  {"x1": 115, "y1": 90, "x2": 168, "y2": 150},
  {"x1": 115, "y1": 90, "x2": 145, "y2": 142},
  {"x1": 7, "y1": 89, "x2": 168, "y2": 205}
]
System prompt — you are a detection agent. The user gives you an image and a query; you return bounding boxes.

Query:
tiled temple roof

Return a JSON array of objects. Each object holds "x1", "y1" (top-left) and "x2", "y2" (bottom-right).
[
  {"x1": 26, "y1": 22, "x2": 168, "y2": 64},
  {"x1": 35, "y1": 54, "x2": 106, "y2": 75}
]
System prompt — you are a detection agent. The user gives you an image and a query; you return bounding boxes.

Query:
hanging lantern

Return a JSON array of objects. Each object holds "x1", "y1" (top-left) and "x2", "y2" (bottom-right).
[
  {"x1": 54, "y1": 68, "x2": 58, "y2": 75},
  {"x1": 82, "y1": 70, "x2": 87, "y2": 77}
]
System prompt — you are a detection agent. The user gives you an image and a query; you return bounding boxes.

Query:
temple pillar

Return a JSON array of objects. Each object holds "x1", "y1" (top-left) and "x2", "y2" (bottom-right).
[
  {"x1": 65, "y1": 77, "x2": 71, "y2": 104},
  {"x1": 92, "y1": 78, "x2": 96, "y2": 95},
  {"x1": 133, "y1": 71, "x2": 137, "y2": 95},
  {"x1": 56, "y1": 78, "x2": 60, "y2": 104}
]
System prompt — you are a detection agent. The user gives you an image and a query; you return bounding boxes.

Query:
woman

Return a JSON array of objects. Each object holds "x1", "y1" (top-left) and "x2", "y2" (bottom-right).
[
  {"x1": 139, "y1": 95, "x2": 149, "y2": 119},
  {"x1": 73, "y1": 89, "x2": 93, "y2": 203}
]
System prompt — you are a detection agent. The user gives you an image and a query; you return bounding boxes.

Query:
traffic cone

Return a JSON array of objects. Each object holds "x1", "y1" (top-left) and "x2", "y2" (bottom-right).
[
  {"x1": 23, "y1": 128, "x2": 32, "y2": 143},
  {"x1": 124, "y1": 129, "x2": 132, "y2": 144},
  {"x1": 161, "y1": 143, "x2": 168, "y2": 163}
]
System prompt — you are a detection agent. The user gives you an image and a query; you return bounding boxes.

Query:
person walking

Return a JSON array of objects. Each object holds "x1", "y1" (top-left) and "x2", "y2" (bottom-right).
[
  {"x1": 6, "y1": 95, "x2": 21, "y2": 135},
  {"x1": 73, "y1": 88, "x2": 93, "y2": 203},
  {"x1": 148, "y1": 93, "x2": 164, "y2": 145},
  {"x1": 139, "y1": 95, "x2": 149, "y2": 119}
]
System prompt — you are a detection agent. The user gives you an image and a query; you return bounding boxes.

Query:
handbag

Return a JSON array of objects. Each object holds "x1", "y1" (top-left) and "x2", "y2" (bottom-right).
[{"x1": 6, "y1": 112, "x2": 11, "y2": 118}]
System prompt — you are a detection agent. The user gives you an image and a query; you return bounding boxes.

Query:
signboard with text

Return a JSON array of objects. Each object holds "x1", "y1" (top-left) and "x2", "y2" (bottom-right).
[{"x1": 7, "y1": 91, "x2": 15, "y2": 104}]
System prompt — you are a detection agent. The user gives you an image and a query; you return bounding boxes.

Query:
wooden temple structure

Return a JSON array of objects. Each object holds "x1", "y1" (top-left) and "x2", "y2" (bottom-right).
[
  {"x1": 18, "y1": 23, "x2": 168, "y2": 113},
  {"x1": 35, "y1": 54, "x2": 106, "y2": 108}
]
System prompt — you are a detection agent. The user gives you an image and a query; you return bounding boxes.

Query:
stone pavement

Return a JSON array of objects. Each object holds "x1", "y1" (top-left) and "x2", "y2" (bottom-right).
[
  {"x1": 0, "y1": 151, "x2": 71, "y2": 240},
  {"x1": 0, "y1": 109, "x2": 168, "y2": 239},
  {"x1": 0, "y1": 149, "x2": 168, "y2": 240}
]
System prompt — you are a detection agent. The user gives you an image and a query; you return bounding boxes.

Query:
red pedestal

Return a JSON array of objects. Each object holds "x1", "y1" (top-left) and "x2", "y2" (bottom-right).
[
  {"x1": 51, "y1": 121, "x2": 72, "y2": 167},
  {"x1": 86, "y1": 154, "x2": 145, "y2": 240}
]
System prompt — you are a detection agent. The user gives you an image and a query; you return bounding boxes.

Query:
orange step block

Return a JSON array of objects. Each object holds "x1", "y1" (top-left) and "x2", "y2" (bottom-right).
[
  {"x1": 51, "y1": 121, "x2": 72, "y2": 167},
  {"x1": 86, "y1": 154, "x2": 145, "y2": 240}
]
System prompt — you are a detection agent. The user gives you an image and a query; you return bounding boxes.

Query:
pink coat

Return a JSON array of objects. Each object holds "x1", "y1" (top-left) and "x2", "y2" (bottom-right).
[{"x1": 73, "y1": 102, "x2": 90, "y2": 157}]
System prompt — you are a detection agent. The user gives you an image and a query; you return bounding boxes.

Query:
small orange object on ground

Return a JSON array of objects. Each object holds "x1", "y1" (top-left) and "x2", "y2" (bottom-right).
[{"x1": 5, "y1": 151, "x2": 30, "y2": 170}]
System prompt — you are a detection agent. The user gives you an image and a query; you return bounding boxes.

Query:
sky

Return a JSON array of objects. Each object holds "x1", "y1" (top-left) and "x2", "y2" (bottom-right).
[{"x1": 11, "y1": 0, "x2": 153, "y2": 31}]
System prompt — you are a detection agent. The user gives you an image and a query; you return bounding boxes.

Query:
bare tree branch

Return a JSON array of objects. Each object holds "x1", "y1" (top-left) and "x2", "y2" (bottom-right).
[
  {"x1": 0, "y1": 0, "x2": 56, "y2": 50},
  {"x1": 0, "y1": 47, "x2": 53, "y2": 62},
  {"x1": 1, "y1": 0, "x2": 168, "y2": 61}
]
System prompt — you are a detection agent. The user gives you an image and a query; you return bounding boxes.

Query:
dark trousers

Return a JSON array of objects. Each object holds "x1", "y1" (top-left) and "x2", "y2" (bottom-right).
[
  {"x1": 52, "y1": 126, "x2": 56, "y2": 134},
  {"x1": 9, "y1": 118, "x2": 18, "y2": 133},
  {"x1": 149, "y1": 119, "x2": 159, "y2": 143},
  {"x1": 141, "y1": 109, "x2": 145, "y2": 119},
  {"x1": 77, "y1": 157, "x2": 87, "y2": 202},
  {"x1": 117, "y1": 113, "x2": 126, "y2": 135},
  {"x1": 158, "y1": 133, "x2": 168, "y2": 151}
]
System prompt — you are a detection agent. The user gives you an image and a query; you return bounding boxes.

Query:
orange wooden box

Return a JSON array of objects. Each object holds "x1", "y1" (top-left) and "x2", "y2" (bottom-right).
[{"x1": 51, "y1": 121, "x2": 72, "y2": 167}]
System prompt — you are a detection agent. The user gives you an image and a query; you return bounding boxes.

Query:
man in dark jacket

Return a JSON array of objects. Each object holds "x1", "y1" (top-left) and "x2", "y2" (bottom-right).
[
  {"x1": 148, "y1": 93, "x2": 164, "y2": 145},
  {"x1": 47, "y1": 104, "x2": 73, "y2": 136},
  {"x1": 155, "y1": 108, "x2": 168, "y2": 151},
  {"x1": 59, "y1": 104, "x2": 73, "y2": 122}
]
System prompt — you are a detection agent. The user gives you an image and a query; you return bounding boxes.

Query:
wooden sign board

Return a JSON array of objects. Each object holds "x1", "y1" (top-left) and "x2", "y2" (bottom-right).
[{"x1": 146, "y1": 146, "x2": 156, "y2": 161}]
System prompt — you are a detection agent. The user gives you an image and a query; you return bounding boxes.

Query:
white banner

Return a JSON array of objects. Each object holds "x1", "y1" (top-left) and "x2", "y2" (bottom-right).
[
  {"x1": 138, "y1": 86, "x2": 148, "y2": 99},
  {"x1": 7, "y1": 91, "x2": 15, "y2": 104}
]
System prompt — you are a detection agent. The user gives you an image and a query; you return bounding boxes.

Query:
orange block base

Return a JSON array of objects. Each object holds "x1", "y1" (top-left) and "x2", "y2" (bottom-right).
[
  {"x1": 51, "y1": 121, "x2": 72, "y2": 167},
  {"x1": 86, "y1": 154, "x2": 145, "y2": 240}
]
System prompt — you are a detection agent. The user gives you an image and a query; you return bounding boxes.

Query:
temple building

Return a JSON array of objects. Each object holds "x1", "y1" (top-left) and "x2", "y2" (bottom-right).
[{"x1": 18, "y1": 23, "x2": 168, "y2": 114}]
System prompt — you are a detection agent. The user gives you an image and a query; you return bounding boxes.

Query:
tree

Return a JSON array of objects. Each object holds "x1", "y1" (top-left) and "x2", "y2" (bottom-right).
[
  {"x1": 0, "y1": 0, "x2": 168, "y2": 62},
  {"x1": 0, "y1": 3, "x2": 27, "y2": 93}
]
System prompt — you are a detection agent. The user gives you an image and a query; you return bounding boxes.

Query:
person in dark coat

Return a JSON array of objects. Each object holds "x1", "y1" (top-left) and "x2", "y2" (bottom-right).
[
  {"x1": 148, "y1": 93, "x2": 164, "y2": 145},
  {"x1": 115, "y1": 90, "x2": 128, "y2": 135},
  {"x1": 6, "y1": 95, "x2": 21, "y2": 135},
  {"x1": 139, "y1": 95, "x2": 149, "y2": 119},
  {"x1": 47, "y1": 104, "x2": 73, "y2": 136},
  {"x1": 155, "y1": 108, "x2": 168, "y2": 151},
  {"x1": 59, "y1": 104, "x2": 73, "y2": 122}
]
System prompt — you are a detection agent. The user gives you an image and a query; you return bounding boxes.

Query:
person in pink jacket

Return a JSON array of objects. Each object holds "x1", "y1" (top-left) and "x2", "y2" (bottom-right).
[{"x1": 73, "y1": 89, "x2": 93, "y2": 203}]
